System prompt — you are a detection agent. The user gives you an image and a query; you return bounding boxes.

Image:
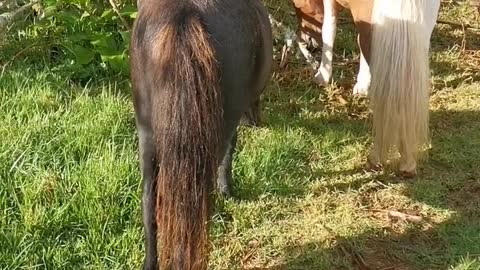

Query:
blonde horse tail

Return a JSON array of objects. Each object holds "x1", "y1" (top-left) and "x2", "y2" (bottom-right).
[{"x1": 368, "y1": 0, "x2": 433, "y2": 170}]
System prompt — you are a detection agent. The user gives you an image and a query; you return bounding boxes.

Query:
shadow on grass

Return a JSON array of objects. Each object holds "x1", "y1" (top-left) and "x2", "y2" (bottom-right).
[
  {"x1": 230, "y1": 72, "x2": 371, "y2": 200},
  {"x1": 430, "y1": 25, "x2": 480, "y2": 91},
  {"x1": 254, "y1": 109, "x2": 480, "y2": 269}
]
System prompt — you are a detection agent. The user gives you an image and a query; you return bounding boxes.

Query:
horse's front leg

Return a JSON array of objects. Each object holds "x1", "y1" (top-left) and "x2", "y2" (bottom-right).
[
  {"x1": 314, "y1": 0, "x2": 338, "y2": 86},
  {"x1": 353, "y1": 35, "x2": 371, "y2": 95},
  {"x1": 351, "y1": 4, "x2": 373, "y2": 95}
]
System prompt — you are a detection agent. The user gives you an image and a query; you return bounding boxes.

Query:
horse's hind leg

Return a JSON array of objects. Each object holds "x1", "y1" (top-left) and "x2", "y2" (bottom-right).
[
  {"x1": 138, "y1": 124, "x2": 158, "y2": 270},
  {"x1": 217, "y1": 132, "x2": 237, "y2": 197},
  {"x1": 398, "y1": 139, "x2": 417, "y2": 179},
  {"x1": 366, "y1": 144, "x2": 383, "y2": 172},
  {"x1": 219, "y1": 98, "x2": 260, "y2": 197},
  {"x1": 240, "y1": 99, "x2": 261, "y2": 126},
  {"x1": 133, "y1": 88, "x2": 158, "y2": 270}
]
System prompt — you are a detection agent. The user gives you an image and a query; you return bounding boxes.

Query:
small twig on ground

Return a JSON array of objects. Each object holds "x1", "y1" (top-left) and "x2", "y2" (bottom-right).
[
  {"x1": 386, "y1": 210, "x2": 423, "y2": 223},
  {"x1": 241, "y1": 239, "x2": 261, "y2": 267},
  {"x1": 371, "y1": 209, "x2": 423, "y2": 223},
  {"x1": 107, "y1": 0, "x2": 131, "y2": 30},
  {"x1": 279, "y1": 44, "x2": 289, "y2": 68},
  {"x1": 339, "y1": 245, "x2": 371, "y2": 270},
  {"x1": 437, "y1": 19, "x2": 480, "y2": 30}
]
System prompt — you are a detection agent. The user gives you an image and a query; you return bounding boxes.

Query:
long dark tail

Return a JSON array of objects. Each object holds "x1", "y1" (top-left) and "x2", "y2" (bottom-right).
[{"x1": 149, "y1": 7, "x2": 222, "y2": 270}]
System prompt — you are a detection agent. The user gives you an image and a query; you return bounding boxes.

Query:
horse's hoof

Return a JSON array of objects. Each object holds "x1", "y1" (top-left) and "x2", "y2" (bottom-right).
[
  {"x1": 143, "y1": 259, "x2": 157, "y2": 270},
  {"x1": 353, "y1": 83, "x2": 369, "y2": 95},
  {"x1": 365, "y1": 158, "x2": 383, "y2": 172},
  {"x1": 396, "y1": 170, "x2": 417, "y2": 179},
  {"x1": 240, "y1": 109, "x2": 261, "y2": 127},
  {"x1": 217, "y1": 178, "x2": 232, "y2": 198},
  {"x1": 239, "y1": 116, "x2": 255, "y2": 126},
  {"x1": 218, "y1": 186, "x2": 232, "y2": 198},
  {"x1": 313, "y1": 74, "x2": 329, "y2": 86},
  {"x1": 313, "y1": 67, "x2": 331, "y2": 87}
]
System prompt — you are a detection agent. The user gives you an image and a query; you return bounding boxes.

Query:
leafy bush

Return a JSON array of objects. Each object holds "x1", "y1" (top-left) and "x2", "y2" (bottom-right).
[{"x1": 3, "y1": 0, "x2": 137, "y2": 81}]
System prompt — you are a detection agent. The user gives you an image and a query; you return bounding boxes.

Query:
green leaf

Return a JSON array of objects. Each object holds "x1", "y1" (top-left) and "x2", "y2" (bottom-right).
[
  {"x1": 43, "y1": 0, "x2": 58, "y2": 7},
  {"x1": 120, "y1": 31, "x2": 130, "y2": 45},
  {"x1": 116, "y1": 5, "x2": 137, "y2": 18},
  {"x1": 101, "y1": 53, "x2": 124, "y2": 62},
  {"x1": 57, "y1": 9, "x2": 81, "y2": 24},
  {"x1": 90, "y1": 34, "x2": 116, "y2": 50},
  {"x1": 128, "y1": 11, "x2": 138, "y2": 19},
  {"x1": 69, "y1": 32, "x2": 91, "y2": 42},
  {"x1": 80, "y1": 11, "x2": 91, "y2": 20},
  {"x1": 42, "y1": 5, "x2": 58, "y2": 18},
  {"x1": 120, "y1": 5, "x2": 137, "y2": 16},
  {"x1": 101, "y1": 9, "x2": 114, "y2": 19},
  {"x1": 97, "y1": 46, "x2": 123, "y2": 59},
  {"x1": 99, "y1": 50, "x2": 128, "y2": 73},
  {"x1": 72, "y1": 45, "x2": 96, "y2": 65}
]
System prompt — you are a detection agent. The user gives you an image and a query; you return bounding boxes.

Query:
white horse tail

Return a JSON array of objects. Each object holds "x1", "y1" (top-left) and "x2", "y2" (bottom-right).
[{"x1": 368, "y1": 0, "x2": 439, "y2": 170}]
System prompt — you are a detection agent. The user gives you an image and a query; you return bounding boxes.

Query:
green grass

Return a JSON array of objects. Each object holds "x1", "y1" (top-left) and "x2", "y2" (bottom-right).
[{"x1": 1, "y1": 1, "x2": 480, "y2": 269}]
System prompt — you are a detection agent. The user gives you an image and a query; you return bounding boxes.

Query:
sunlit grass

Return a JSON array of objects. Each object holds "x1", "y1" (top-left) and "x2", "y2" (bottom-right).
[{"x1": 1, "y1": 1, "x2": 479, "y2": 269}]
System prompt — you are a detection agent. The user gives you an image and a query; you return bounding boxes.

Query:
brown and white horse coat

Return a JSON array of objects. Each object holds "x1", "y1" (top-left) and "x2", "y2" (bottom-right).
[
  {"x1": 292, "y1": 0, "x2": 441, "y2": 176},
  {"x1": 292, "y1": 0, "x2": 374, "y2": 94}
]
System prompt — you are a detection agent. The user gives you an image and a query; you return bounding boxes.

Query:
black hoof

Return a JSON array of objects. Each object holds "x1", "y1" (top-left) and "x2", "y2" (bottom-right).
[
  {"x1": 217, "y1": 183, "x2": 232, "y2": 198},
  {"x1": 396, "y1": 170, "x2": 417, "y2": 179},
  {"x1": 365, "y1": 157, "x2": 383, "y2": 173},
  {"x1": 143, "y1": 257, "x2": 157, "y2": 270}
]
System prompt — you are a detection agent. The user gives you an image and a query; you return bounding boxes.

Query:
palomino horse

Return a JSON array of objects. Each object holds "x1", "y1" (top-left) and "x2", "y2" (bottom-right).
[
  {"x1": 130, "y1": 0, "x2": 272, "y2": 269},
  {"x1": 292, "y1": 0, "x2": 441, "y2": 177}
]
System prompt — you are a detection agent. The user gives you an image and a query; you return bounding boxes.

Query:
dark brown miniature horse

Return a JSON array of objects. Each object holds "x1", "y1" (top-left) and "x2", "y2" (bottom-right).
[{"x1": 130, "y1": 0, "x2": 272, "y2": 269}]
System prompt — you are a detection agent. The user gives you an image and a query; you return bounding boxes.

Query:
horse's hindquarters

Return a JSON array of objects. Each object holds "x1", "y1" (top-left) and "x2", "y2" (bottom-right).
[{"x1": 205, "y1": 0, "x2": 273, "y2": 137}]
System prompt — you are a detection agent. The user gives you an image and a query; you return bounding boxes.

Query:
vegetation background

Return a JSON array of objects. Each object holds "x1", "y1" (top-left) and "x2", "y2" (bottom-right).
[{"x1": 0, "y1": 0, "x2": 479, "y2": 269}]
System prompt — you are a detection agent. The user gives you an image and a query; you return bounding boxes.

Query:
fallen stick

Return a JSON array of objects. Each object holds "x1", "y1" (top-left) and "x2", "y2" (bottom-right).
[
  {"x1": 339, "y1": 245, "x2": 371, "y2": 270},
  {"x1": 371, "y1": 209, "x2": 424, "y2": 223},
  {"x1": 437, "y1": 19, "x2": 480, "y2": 30},
  {"x1": 387, "y1": 210, "x2": 423, "y2": 223}
]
